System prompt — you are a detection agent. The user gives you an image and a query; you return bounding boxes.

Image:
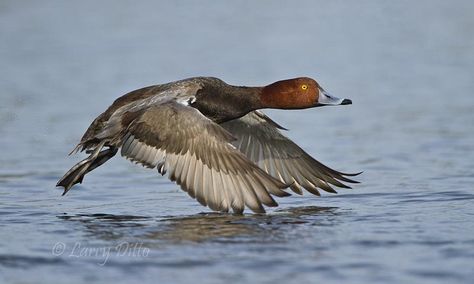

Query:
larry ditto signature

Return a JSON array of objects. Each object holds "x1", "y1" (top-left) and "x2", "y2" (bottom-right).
[{"x1": 52, "y1": 241, "x2": 150, "y2": 266}]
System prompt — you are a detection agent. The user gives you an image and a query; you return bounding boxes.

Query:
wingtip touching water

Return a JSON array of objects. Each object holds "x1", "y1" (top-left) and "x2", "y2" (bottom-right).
[{"x1": 57, "y1": 76, "x2": 360, "y2": 213}]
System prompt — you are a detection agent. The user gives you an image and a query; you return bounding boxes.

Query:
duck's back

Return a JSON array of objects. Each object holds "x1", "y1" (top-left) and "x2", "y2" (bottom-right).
[{"x1": 76, "y1": 77, "x2": 223, "y2": 151}]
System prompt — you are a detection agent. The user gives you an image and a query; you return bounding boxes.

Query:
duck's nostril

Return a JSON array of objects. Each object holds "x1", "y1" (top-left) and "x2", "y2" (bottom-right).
[{"x1": 341, "y1": 99, "x2": 352, "y2": 105}]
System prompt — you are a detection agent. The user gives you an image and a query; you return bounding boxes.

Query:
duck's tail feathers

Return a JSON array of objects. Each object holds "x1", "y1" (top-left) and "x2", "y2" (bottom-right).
[{"x1": 57, "y1": 142, "x2": 117, "y2": 195}]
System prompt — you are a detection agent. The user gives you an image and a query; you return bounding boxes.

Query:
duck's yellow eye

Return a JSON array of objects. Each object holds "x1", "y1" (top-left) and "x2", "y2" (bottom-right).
[{"x1": 301, "y1": 84, "x2": 308, "y2": 90}]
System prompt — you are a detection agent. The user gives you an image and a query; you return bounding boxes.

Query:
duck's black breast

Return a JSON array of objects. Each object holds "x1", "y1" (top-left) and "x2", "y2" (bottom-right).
[{"x1": 191, "y1": 80, "x2": 262, "y2": 123}]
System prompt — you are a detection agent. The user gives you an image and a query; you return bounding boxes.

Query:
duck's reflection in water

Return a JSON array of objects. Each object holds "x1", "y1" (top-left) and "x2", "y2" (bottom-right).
[{"x1": 58, "y1": 206, "x2": 341, "y2": 245}]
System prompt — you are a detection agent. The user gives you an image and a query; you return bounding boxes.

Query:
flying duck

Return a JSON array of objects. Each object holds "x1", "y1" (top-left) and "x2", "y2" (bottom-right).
[{"x1": 57, "y1": 77, "x2": 360, "y2": 213}]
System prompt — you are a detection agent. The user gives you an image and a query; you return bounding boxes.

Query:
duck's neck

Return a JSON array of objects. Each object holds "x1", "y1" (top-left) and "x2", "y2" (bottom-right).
[
  {"x1": 230, "y1": 85, "x2": 264, "y2": 110},
  {"x1": 193, "y1": 83, "x2": 264, "y2": 123}
]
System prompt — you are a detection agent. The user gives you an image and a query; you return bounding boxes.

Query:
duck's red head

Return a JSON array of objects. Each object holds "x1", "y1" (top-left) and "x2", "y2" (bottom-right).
[{"x1": 260, "y1": 77, "x2": 352, "y2": 109}]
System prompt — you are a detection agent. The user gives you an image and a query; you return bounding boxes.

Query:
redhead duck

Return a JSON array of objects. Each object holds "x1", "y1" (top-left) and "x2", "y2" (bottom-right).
[{"x1": 57, "y1": 77, "x2": 359, "y2": 213}]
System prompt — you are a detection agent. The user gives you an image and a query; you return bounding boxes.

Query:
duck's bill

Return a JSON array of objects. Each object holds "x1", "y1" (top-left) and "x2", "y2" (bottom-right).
[{"x1": 316, "y1": 88, "x2": 352, "y2": 106}]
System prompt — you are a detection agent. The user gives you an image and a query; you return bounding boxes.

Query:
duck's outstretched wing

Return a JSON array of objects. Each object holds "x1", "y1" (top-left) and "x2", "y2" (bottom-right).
[
  {"x1": 221, "y1": 111, "x2": 360, "y2": 196},
  {"x1": 120, "y1": 101, "x2": 290, "y2": 214}
]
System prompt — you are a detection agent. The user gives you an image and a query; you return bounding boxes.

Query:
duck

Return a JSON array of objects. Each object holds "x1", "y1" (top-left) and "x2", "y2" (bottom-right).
[{"x1": 57, "y1": 77, "x2": 360, "y2": 213}]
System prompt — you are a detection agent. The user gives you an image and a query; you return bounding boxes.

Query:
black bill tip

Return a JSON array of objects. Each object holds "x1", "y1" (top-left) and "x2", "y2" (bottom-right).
[{"x1": 340, "y1": 99, "x2": 352, "y2": 105}]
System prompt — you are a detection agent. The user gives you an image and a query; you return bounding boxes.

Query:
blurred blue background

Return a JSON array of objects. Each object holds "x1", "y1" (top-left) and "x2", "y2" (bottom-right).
[{"x1": 1, "y1": 1, "x2": 473, "y2": 283}]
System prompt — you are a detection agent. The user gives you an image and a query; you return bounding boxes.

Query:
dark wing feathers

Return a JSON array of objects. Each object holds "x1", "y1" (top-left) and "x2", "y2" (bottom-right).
[{"x1": 221, "y1": 111, "x2": 360, "y2": 196}]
